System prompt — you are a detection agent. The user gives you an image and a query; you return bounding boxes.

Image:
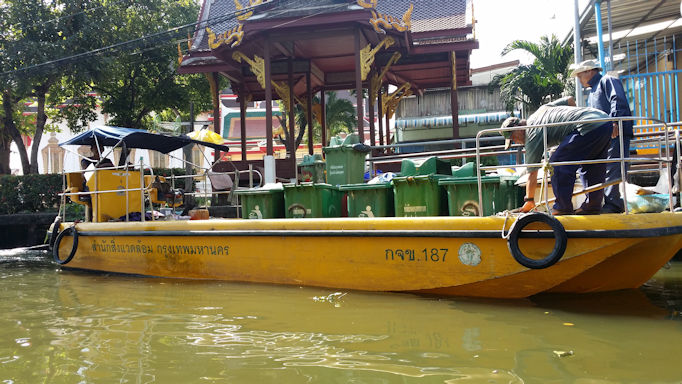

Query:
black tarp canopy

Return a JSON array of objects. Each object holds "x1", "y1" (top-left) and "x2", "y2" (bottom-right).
[{"x1": 59, "y1": 126, "x2": 230, "y2": 154}]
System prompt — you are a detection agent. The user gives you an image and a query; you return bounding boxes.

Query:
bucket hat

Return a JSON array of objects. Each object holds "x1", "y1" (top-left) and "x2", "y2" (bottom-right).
[{"x1": 570, "y1": 59, "x2": 602, "y2": 77}]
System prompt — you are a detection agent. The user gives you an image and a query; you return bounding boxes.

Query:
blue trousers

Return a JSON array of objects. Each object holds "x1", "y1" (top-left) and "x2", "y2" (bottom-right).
[
  {"x1": 602, "y1": 136, "x2": 631, "y2": 213},
  {"x1": 549, "y1": 124, "x2": 612, "y2": 212}
]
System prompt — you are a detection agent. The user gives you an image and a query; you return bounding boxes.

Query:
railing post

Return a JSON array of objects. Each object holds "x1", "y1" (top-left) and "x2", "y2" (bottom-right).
[
  {"x1": 140, "y1": 157, "x2": 145, "y2": 222},
  {"x1": 619, "y1": 120, "x2": 628, "y2": 214}
]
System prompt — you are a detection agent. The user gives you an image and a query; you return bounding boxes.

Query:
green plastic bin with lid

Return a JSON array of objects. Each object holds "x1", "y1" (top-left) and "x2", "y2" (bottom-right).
[
  {"x1": 339, "y1": 183, "x2": 394, "y2": 217},
  {"x1": 299, "y1": 154, "x2": 326, "y2": 183},
  {"x1": 392, "y1": 175, "x2": 448, "y2": 217},
  {"x1": 323, "y1": 145, "x2": 369, "y2": 186},
  {"x1": 235, "y1": 188, "x2": 285, "y2": 219},
  {"x1": 438, "y1": 176, "x2": 523, "y2": 216},
  {"x1": 498, "y1": 176, "x2": 524, "y2": 212},
  {"x1": 283, "y1": 183, "x2": 343, "y2": 218}
]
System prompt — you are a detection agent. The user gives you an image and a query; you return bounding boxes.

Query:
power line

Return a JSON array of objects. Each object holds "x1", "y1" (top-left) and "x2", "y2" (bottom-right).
[
  {"x1": 10, "y1": 0, "x2": 131, "y2": 31},
  {"x1": 0, "y1": 6, "x2": 240, "y2": 78},
  {"x1": 1, "y1": 0, "x2": 344, "y2": 78}
]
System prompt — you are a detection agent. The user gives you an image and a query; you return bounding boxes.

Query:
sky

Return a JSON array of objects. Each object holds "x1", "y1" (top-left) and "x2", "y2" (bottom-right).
[{"x1": 469, "y1": 0, "x2": 591, "y2": 69}]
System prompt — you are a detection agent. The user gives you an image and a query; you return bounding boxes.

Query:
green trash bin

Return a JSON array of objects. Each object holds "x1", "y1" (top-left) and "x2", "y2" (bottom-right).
[
  {"x1": 323, "y1": 145, "x2": 369, "y2": 186},
  {"x1": 498, "y1": 176, "x2": 524, "y2": 212},
  {"x1": 339, "y1": 183, "x2": 394, "y2": 217},
  {"x1": 283, "y1": 183, "x2": 343, "y2": 218},
  {"x1": 438, "y1": 176, "x2": 523, "y2": 216},
  {"x1": 299, "y1": 154, "x2": 326, "y2": 183},
  {"x1": 392, "y1": 175, "x2": 448, "y2": 217},
  {"x1": 235, "y1": 187, "x2": 285, "y2": 219}
]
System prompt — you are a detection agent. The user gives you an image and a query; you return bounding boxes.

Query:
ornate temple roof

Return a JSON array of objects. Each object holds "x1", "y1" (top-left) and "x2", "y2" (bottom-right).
[{"x1": 179, "y1": 0, "x2": 478, "y2": 98}]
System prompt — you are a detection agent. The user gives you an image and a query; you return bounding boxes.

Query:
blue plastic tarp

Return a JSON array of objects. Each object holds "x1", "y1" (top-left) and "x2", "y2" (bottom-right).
[{"x1": 59, "y1": 126, "x2": 230, "y2": 154}]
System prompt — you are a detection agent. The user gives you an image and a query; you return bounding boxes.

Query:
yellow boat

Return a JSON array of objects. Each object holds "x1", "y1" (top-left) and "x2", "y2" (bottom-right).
[
  {"x1": 50, "y1": 213, "x2": 682, "y2": 299},
  {"x1": 49, "y1": 126, "x2": 682, "y2": 298}
]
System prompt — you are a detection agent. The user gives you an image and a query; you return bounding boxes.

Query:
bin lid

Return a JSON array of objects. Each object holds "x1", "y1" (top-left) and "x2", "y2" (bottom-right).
[
  {"x1": 438, "y1": 176, "x2": 501, "y2": 185},
  {"x1": 451, "y1": 162, "x2": 475, "y2": 177},
  {"x1": 323, "y1": 143, "x2": 370, "y2": 154},
  {"x1": 338, "y1": 183, "x2": 392, "y2": 191},
  {"x1": 400, "y1": 156, "x2": 450, "y2": 176},
  {"x1": 328, "y1": 133, "x2": 360, "y2": 147},
  {"x1": 300, "y1": 154, "x2": 325, "y2": 165},
  {"x1": 234, "y1": 187, "x2": 284, "y2": 195},
  {"x1": 391, "y1": 174, "x2": 448, "y2": 184},
  {"x1": 283, "y1": 182, "x2": 339, "y2": 190}
]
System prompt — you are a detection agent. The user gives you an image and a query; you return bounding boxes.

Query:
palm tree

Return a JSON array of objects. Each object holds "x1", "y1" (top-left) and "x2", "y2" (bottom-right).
[
  {"x1": 322, "y1": 91, "x2": 356, "y2": 137},
  {"x1": 491, "y1": 34, "x2": 573, "y2": 114}
]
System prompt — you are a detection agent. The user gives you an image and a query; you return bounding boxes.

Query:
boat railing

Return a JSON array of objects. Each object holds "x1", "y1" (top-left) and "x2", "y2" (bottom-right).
[
  {"x1": 59, "y1": 154, "x2": 263, "y2": 222},
  {"x1": 58, "y1": 157, "x2": 155, "y2": 222},
  {"x1": 165, "y1": 167, "x2": 263, "y2": 201},
  {"x1": 628, "y1": 122, "x2": 682, "y2": 176},
  {"x1": 367, "y1": 136, "x2": 513, "y2": 173},
  {"x1": 476, "y1": 116, "x2": 677, "y2": 216}
]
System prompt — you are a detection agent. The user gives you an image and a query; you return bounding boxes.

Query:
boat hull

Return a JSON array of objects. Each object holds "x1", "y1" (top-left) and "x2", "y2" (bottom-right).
[{"x1": 54, "y1": 213, "x2": 682, "y2": 298}]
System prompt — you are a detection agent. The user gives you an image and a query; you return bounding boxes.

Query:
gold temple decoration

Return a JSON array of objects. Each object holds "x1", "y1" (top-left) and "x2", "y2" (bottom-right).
[
  {"x1": 356, "y1": 1, "x2": 413, "y2": 34},
  {"x1": 232, "y1": 51, "x2": 309, "y2": 118},
  {"x1": 370, "y1": 4, "x2": 413, "y2": 34},
  {"x1": 359, "y1": 36, "x2": 395, "y2": 81},
  {"x1": 311, "y1": 103, "x2": 322, "y2": 126},
  {"x1": 369, "y1": 51, "x2": 401, "y2": 102},
  {"x1": 356, "y1": 0, "x2": 377, "y2": 8},
  {"x1": 297, "y1": 96, "x2": 310, "y2": 119},
  {"x1": 271, "y1": 81, "x2": 293, "y2": 116},
  {"x1": 234, "y1": 0, "x2": 271, "y2": 20},
  {"x1": 382, "y1": 83, "x2": 412, "y2": 119},
  {"x1": 177, "y1": 33, "x2": 194, "y2": 66},
  {"x1": 207, "y1": 24, "x2": 244, "y2": 49},
  {"x1": 204, "y1": 73, "x2": 220, "y2": 113},
  {"x1": 273, "y1": 82, "x2": 309, "y2": 119},
  {"x1": 234, "y1": 0, "x2": 254, "y2": 20},
  {"x1": 232, "y1": 51, "x2": 267, "y2": 89}
]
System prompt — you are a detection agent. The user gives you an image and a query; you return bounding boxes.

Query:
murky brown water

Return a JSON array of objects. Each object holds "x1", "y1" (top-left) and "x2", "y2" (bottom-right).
[{"x1": 1, "y1": 249, "x2": 681, "y2": 383}]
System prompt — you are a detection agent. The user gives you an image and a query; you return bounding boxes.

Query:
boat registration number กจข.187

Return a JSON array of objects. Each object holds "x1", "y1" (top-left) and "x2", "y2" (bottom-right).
[{"x1": 385, "y1": 248, "x2": 448, "y2": 262}]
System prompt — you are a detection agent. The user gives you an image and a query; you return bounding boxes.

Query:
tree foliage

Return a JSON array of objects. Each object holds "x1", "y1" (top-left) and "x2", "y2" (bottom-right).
[
  {"x1": 491, "y1": 35, "x2": 574, "y2": 114},
  {"x1": 322, "y1": 91, "x2": 356, "y2": 137},
  {"x1": 0, "y1": 0, "x2": 218, "y2": 174},
  {"x1": 275, "y1": 91, "x2": 357, "y2": 156}
]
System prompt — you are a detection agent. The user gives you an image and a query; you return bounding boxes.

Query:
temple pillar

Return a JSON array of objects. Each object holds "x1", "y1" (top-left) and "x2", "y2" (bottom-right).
[
  {"x1": 239, "y1": 89, "x2": 247, "y2": 163},
  {"x1": 354, "y1": 29, "x2": 364, "y2": 140},
  {"x1": 306, "y1": 70, "x2": 313, "y2": 155}
]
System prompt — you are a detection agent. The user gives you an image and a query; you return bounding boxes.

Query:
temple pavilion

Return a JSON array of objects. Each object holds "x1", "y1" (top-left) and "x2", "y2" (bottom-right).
[{"x1": 178, "y1": 0, "x2": 478, "y2": 180}]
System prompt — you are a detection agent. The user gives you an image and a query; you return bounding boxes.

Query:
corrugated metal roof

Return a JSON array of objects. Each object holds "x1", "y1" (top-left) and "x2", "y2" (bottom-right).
[{"x1": 567, "y1": 0, "x2": 682, "y2": 48}]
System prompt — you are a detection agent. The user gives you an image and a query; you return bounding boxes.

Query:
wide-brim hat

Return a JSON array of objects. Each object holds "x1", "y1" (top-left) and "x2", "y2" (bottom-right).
[
  {"x1": 500, "y1": 116, "x2": 520, "y2": 150},
  {"x1": 570, "y1": 59, "x2": 602, "y2": 77}
]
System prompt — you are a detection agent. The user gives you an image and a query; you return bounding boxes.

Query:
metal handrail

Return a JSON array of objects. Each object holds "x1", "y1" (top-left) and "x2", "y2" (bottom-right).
[
  {"x1": 60, "y1": 158, "x2": 264, "y2": 222},
  {"x1": 476, "y1": 116, "x2": 676, "y2": 216}
]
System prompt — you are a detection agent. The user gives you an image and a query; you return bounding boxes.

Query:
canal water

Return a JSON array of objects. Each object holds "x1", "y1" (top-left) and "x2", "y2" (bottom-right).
[{"x1": 1, "y1": 249, "x2": 680, "y2": 383}]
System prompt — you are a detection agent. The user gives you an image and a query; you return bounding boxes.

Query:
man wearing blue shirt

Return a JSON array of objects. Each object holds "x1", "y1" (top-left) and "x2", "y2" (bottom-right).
[{"x1": 571, "y1": 59, "x2": 633, "y2": 213}]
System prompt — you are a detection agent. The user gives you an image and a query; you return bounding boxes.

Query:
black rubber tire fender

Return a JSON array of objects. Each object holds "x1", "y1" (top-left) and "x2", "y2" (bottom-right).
[
  {"x1": 53, "y1": 226, "x2": 79, "y2": 265},
  {"x1": 507, "y1": 213, "x2": 567, "y2": 269},
  {"x1": 48, "y1": 216, "x2": 62, "y2": 251}
]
